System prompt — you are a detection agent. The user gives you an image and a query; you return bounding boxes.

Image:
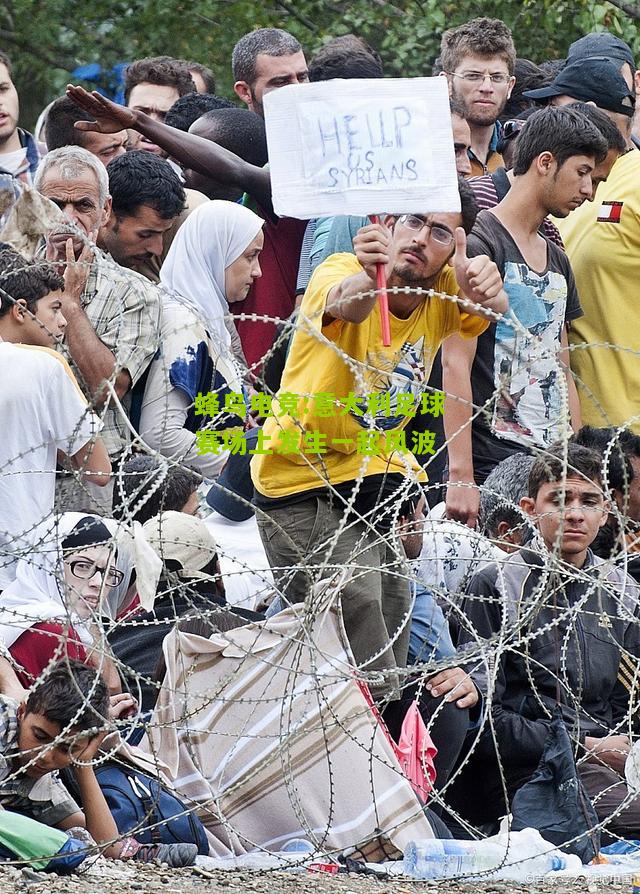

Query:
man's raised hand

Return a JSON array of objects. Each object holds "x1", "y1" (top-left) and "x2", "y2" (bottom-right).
[
  {"x1": 452, "y1": 227, "x2": 508, "y2": 316},
  {"x1": 66, "y1": 85, "x2": 137, "y2": 134}
]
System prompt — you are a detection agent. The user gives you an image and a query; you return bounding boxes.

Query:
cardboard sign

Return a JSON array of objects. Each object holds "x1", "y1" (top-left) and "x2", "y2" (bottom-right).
[{"x1": 264, "y1": 77, "x2": 460, "y2": 218}]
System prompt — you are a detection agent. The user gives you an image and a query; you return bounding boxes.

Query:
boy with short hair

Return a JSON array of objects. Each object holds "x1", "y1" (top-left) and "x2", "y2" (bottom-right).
[
  {"x1": 444, "y1": 107, "x2": 608, "y2": 527},
  {"x1": 0, "y1": 660, "x2": 196, "y2": 866},
  {"x1": 453, "y1": 442, "x2": 640, "y2": 838},
  {"x1": 0, "y1": 248, "x2": 110, "y2": 589}
]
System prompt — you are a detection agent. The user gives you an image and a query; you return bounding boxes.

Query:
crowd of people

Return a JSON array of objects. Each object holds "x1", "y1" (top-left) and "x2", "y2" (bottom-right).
[{"x1": 0, "y1": 15, "x2": 639, "y2": 868}]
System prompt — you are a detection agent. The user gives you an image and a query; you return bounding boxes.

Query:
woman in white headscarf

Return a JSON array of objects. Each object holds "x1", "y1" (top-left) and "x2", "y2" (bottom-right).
[
  {"x1": 139, "y1": 200, "x2": 264, "y2": 479},
  {"x1": 0, "y1": 513, "x2": 123, "y2": 691}
]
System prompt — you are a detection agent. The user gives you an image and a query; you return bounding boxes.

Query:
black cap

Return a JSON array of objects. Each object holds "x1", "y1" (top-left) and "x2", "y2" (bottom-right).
[
  {"x1": 205, "y1": 428, "x2": 259, "y2": 522},
  {"x1": 568, "y1": 32, "x2": 635, "y2": 71},
  {"x1": 523, "y1": 58, "x2": 636, "y2": 118}
]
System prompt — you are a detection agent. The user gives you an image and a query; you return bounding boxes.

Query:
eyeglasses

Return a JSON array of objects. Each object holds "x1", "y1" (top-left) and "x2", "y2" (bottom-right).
[
  {"x1": 67, "y1": 559, "x2": 124, "y2": 588},
  {"x1": 448, "y1": 71, "x2": 511, "y2": 85},
  {"x1": 397, "y1": 215, "x2": 454, "y2": 247}
]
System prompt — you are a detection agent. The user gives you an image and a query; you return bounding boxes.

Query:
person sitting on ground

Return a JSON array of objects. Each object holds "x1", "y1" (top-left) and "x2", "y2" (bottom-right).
[
  {"x1": 109, "y1": 511, "x2": 260, "y2": 711},
  {"x1": 452, "y1": 442, "x2": 640, "y2": 841},
  {"x1": 0, "y1": 514, "x2": 125, "y2": 693},
  {"x1": 0, "y1": 659, "x2": 196, "y2": 866},
  {"x1": 139, "y1": 201, "x2": 263, "y2": 477},
  {"x1": 113, "y1": 454, "x2": 200, "y2": 525}
]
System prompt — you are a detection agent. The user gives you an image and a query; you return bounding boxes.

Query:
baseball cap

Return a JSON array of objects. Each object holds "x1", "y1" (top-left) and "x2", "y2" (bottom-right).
[
  {"x1": 143, "y1": 511, "x2": 218, "y2": 578},
  {"x1": 206, "y1": 428, "x2": 259, "y2": 522},
  {"x1": 568, "y1": 32, "x2": 635, "y2": 71},
  {"x1": 523, "y1": 58, "x2": 636, "y2": 117}
]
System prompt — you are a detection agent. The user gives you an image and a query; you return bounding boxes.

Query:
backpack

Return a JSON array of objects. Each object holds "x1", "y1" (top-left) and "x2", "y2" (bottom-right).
[{"x1": 95, "y1": 761, "x2": 209, "y2": 855}]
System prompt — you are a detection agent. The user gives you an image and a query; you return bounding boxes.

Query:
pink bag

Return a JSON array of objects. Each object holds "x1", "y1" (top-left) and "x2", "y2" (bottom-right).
[{"x1": 395, "y1": 699, "x2": 438, "y2": 802}]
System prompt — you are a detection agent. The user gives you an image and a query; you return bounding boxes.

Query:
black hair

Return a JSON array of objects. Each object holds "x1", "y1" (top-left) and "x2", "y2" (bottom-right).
[
  {"x1": 194, "y1": 108, "x2": 268, "y2": 167},
  {"x1": 113, "y1": 454, "x2": 200, "y2": 525},
  {"x1": 26, "y1": 660, "x2": 109, "y2": 734},
  {"x1": 107, "y1": 150, "x2": 186, "y2": 220},
  {"x1": 500, "y1": 58, "x2": 552, "y2": 121},
  {"x1": 124, "y1": 56, "x2": 196, "y2": 104},
  {"x1": 0, "y1": 51, "x2": 12, "y2": 76},
  {"x1": 573, "y1": 425, "x2": 640, "y2": 494},
  {"x1": 512, "y1": 106, "x2": 608, "y2": 176},
  {"x1": 449, "y1": 98, "x2": 466, "y2": 119},
  {"x1": 164, "y1": 92, "x2": 235, "y2": 132},
  {"x1": 528, "y1": 442, "x2": 603, "y2": 499},
  {"x1": 232, "y1": 28, "x2": 303, "y2": 86},
  {"x1": 0, "y1": 248, "x2": 63, "y2": 318},
  {"x1": 62, "y1": 516, "x2": 113, "y2": 552},
  {"x1": 459, "y1": 175, "x2": 479, "y2": 234},
  {"x1": 45, "y1": 96, "x2": 94, "y2": 151},
  {"x1": 309, "y1": 38, "x2": 383, "y2": 82},
  {"x1": 566, "y1": 102, "x2": 627, "y2": 154},
  {"x1": 185, "y1": 61, "x2": 217, "y2": 94}
]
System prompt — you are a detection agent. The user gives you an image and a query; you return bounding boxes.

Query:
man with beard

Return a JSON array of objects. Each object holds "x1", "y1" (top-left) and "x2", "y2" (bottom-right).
[
  {"x1": 251, "y1": 177, "x2": 507, "y2": 705},
  {"x1": 441, "y1": 18, "x2": 516, "y2": 176},
  {"x1": 0, "y1": 52, "x2": 39, "y2": 190},
  {"x1": 232, "y1": 28, "x2": 308, "y2": 118}
]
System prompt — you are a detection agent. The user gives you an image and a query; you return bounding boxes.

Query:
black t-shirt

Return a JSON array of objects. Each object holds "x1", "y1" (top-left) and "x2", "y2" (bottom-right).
[{"x1": 466, "y1": 210, "x2": 582, "y2": 481}]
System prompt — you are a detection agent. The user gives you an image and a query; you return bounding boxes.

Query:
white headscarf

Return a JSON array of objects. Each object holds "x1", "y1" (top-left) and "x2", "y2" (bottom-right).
[
  {"x1": 0, "y1": 513, "x2": 162, "y2": 649},
  {"x1": 160, "y1": 200, "x2": 264, "y2": 349}
]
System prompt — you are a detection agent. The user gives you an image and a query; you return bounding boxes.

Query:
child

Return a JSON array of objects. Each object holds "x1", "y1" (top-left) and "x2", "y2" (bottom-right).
[{"x1": 0, "y1": 659, "x2": 196, "y2": 867}]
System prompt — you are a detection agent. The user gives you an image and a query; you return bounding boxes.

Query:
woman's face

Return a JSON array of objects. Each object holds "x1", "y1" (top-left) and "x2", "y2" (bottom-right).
[
  {"x1": 224, "y1": 230, "x2": 264, "y2": 303},
  {"x1": 63, "y1": 544, "x2": 120, "y2": 620}
]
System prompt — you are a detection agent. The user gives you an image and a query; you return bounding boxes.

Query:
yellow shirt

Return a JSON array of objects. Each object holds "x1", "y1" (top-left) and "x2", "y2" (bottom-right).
[
  {"x1": 555, "y1": 149, "x2": 640, "y2": 431},
  {"x1": 251, "y1": 253, "x2": 488, "y2": 499}
]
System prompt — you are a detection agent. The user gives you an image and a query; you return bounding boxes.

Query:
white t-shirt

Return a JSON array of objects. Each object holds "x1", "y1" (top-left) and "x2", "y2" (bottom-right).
[
  {"x1": 204, "y1": 510, "x2": 274, "y2": 612},
  {"x1": 0, "y1": 343, "x2": 102, "y2": 589}
]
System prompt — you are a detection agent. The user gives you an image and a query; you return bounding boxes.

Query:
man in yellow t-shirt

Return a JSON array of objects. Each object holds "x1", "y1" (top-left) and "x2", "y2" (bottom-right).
[{"x1": 251, "y1": 179, "x2": 508, "y2": 703}]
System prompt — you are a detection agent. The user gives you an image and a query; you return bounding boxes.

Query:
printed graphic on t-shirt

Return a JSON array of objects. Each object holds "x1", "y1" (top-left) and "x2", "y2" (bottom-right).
[
  {"x1": 492, "y1": 262, "x2": 567, "y2": 447},
  {"x1": 351, "y1": 335, "x2": 430, "y2": 429},
  {"x1": 597, "y1": 200, "x2": 624, "y2": 223}
]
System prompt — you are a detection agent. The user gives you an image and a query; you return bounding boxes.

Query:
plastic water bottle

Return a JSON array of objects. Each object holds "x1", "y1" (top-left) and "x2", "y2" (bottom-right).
[{"x1": 403, "y1": 837, "x2": 566, "y2": 880}]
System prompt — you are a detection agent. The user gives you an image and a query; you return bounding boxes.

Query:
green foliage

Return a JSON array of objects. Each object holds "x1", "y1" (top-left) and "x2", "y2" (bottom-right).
[{"x1": 4, "y1": 0, "x2": 639, "y2": 128}]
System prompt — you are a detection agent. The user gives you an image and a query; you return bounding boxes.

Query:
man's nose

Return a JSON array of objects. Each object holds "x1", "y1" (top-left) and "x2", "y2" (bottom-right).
[{"x1": 147, "y1": 234, "x2": 164, "y2": 257}]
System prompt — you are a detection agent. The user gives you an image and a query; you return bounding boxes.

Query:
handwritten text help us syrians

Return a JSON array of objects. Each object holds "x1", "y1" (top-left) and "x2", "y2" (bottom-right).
[{"x1": 263, "y1": 76, "x2": 461, "y2": 218}]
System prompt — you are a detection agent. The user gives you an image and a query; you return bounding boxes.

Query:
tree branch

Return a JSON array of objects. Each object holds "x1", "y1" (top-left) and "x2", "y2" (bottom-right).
[
  {"x1": 0, "y1": 28, "x2": 71, "y2": 70},
  {"x1": 606, "y1": 0, "x2": 640, "y2": 19},
  {"x1": 273, "y1": 0, "x2": 319, "y2": 32}
]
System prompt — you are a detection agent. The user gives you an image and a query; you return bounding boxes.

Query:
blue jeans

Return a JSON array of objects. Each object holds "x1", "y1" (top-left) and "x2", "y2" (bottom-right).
[{"x1": 409, "y1": 584, "x2": 456, "y2": 665}]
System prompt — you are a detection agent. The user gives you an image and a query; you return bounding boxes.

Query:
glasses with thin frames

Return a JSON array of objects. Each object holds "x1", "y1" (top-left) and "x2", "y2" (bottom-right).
[
  {"x1": 448, "y1": 71, "x2": 511, "y2": 85},
  {"x1": 67, "y1": 559, "x2": 124, "y2": 588},
  {"x1": 397, "y1": 215, "x2": 454, "y2": 247}
]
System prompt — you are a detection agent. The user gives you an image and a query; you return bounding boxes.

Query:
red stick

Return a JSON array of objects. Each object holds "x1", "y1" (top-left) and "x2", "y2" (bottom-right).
[{"x1": 369, "y1": 214, "x2": 391, "y2": 347}]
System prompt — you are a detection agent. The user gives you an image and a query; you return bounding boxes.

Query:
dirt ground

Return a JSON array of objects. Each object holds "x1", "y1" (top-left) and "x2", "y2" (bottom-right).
[{"x1": 1, "y1": 861, "x2": 637, "y2": 894}]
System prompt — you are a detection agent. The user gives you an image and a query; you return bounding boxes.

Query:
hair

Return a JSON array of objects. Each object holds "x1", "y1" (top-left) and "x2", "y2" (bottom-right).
[
  {"x1": 232, "y1": 28, "x2": 303, "y2": 85},
  {"x1": 113, "y1": 454, "x2": 199, "y2": 525},
  {"x1": 479, "y1": 453, "x2": 536, "y2": 538},
  {"x1": 500, "y1": 58, "x2": 552, "y2": 121},
  {"x1": 164, "y1": 92, "x2": 235, "y2": 131},
  {"x1": 440, "y1": 17, "x2": 516, "y2": 76},
  {"x1": 512, "y1": 106, "x2": 608, "y2": 176},
  {"x1": 538, "y1": 58, "x2": 567, "y2": 81},
  {"x1": 528, "y1": 442, "x2": 603, "y2": 499},
  {"x1": 124, "y1": 56, "x2": 196, "y2": 104},
  {"x1": 185, "y1": 60, "x2": 217, "y2": 94},
  {"x1": 61, "y1": 516, "x2": 113, "y2": 553},
  {"x1": 107, "y1": 150, "x2": 186, "y2": 220},
  {"x1": 0, "y1": 51, "x2": 12, "y2": 76},
  {"x1": 566, "y1": 101, "x2": 627, "y2": 154},
  {"x1": 0, "y1": 248, "x2": 63, "y2": 318},
  {"x1": 34, "y1": 145, "x2": 110, "y2": 207},
  {"x1": 25, "y1": 660, "x2": 110, "y2": 734},
  {"x1": 44, "y1": 96, "x2": 94, "y2": 151},
  {"x1": 308, "y1": 36, "x2": 383, "y2": 81},
  {"x1": 449, "y1": 97, "x2": 466, "y2": 119},
  {"x1": 459, "y1": 175, "x2": 479, "y2": 234},
  {"x1": 572, "y1": 425, "x2": 640, "y2": 494},
  {"x1": 194, "y1": 108, "x2": 268, "y2": 167}
]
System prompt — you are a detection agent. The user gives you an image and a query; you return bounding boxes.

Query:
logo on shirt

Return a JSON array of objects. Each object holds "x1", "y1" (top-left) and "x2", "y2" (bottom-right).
[{"x1": 597, "y1": 201, "x2": 624, "y2": 223}]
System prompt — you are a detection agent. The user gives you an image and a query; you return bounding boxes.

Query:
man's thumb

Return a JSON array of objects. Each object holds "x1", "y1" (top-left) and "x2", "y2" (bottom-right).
[{"x1": 453, "y1": 227, "x2": 468, "y2": 265}]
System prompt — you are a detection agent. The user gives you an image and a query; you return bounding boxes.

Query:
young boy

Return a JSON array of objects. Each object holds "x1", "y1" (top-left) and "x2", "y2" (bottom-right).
[
  {"x1": 0, "y1": 659, "x2": 196, "y2": 866},
  {"x1": 452, "y1": 442, "x2": 640, "y2": 838},
  {"x1": 0, "y1": 247, "x2": 110, "y2": 589},
  {"x1": 443, "y1": 106, "x2": 608, "y2": 527}
]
